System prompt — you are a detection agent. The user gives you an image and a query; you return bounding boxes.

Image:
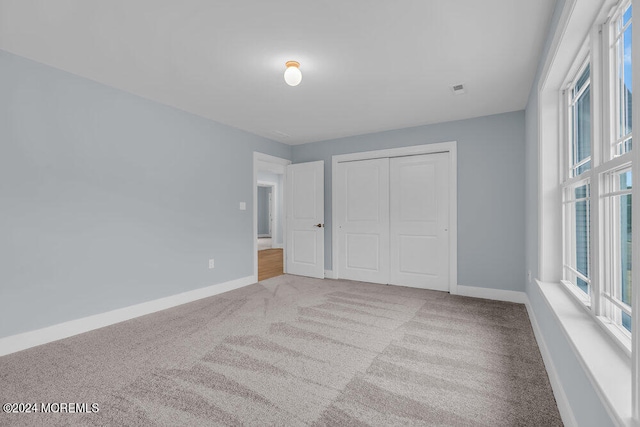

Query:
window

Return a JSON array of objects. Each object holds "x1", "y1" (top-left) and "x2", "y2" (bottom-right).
[
  {"x1": 612, "y1": 4, "x2": 633, "y2": 156},
  {"x1": 569, "y1": 63, "x2": 592, "y2": 177},
  {"x1": 563, "y1": 59, "x2": 593, "y2": 302},
  {"x1": 602, "y1": 168, "x2": 633, "y2": 333},
  {"x1": 563, "y1": 180, "x2": 591, "y2": 297},
  {"x1": 561, "y1": 0, "x2": 633, "y2": 345},
  {"x1": 539, "y1": 0, "x2": 638, "y2": 421}
]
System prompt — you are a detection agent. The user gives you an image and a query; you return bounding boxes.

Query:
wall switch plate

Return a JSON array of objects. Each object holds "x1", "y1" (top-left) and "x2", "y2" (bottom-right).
[
  {"x1": 239, "y1": 202, "x2": 246, "y2": 210},
  {"x1": 527, "y1": 270, "x2": 532, "y2": 283},
  {"x1": 209, "y1": 259, "x2": 215, "y2": 269}
]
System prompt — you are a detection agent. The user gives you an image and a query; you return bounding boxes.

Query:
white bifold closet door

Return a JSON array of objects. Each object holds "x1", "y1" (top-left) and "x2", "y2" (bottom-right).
[
  {"x1": 335, "y1": 158, "x2": 390, "y2": 284},
  {"x1": 389, "y1": 153, "x2": 450, "y2": 291},
  {"x1": 335, "y1": 152, "x2": 450, "y2": 291}
]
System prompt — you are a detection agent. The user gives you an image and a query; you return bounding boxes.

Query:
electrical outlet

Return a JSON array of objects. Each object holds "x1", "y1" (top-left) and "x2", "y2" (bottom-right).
[
  {"x1": 239, "y1": 202, "x2": 246, "y2": 210},
  {"x1": 209, "y1": 259, "x2": 215, "y2": 269}
]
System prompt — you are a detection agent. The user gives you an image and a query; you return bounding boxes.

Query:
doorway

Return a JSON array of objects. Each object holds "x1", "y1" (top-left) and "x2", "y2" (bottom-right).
[
  {"x1": 257, "y1": 184, "x2": 274, "y2": 239},
  {"x1": 254, "y1": 153, "x2": 290, "y2": 282}
]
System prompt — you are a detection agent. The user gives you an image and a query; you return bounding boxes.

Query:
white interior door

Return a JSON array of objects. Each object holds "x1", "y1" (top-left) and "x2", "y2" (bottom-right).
[
  {"x1": 335, "y1": 158, "x2": 390, "y2": 284},
  {"x1": 390, "y1": 153, "x2": 450, "y2": 290},
  {"x1": 286, "y1": 161, "x2": 324, "y2": 278}
]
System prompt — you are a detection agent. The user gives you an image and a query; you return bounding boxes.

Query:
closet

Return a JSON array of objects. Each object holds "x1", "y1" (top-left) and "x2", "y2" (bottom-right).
[{"x1": 335, "y1": 152, "x2": 450, "y2": 291}]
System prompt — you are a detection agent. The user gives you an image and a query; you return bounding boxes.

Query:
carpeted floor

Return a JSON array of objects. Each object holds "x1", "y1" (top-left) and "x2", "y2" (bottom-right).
[{"x1": 0, "y1": 275, "x2": 562, "y2": 426}]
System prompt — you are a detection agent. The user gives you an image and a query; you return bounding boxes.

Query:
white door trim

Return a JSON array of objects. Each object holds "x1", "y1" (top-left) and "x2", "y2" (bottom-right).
[
  {"x1": 331, "y1": 141, "x2": 458, "y2": 294},
  {"x1": 253, "y1": 152, "x2": 291, "y2": 279}
]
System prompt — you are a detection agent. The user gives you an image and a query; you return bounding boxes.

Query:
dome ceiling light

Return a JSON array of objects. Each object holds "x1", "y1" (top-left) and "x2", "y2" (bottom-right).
[{"x1": 284, "y1": 61, "x2": 302, "y2": 86}]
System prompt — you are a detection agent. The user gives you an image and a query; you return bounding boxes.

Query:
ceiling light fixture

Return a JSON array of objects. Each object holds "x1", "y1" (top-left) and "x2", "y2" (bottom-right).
[{"x1": 284, "y1": 61, "x2": 302, "y2": 86}]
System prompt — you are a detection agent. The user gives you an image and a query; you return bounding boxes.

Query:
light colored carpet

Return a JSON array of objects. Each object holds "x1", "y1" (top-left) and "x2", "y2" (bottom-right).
[{"x1": 0, "y1": 275, "x2": 562, "y2": 426}]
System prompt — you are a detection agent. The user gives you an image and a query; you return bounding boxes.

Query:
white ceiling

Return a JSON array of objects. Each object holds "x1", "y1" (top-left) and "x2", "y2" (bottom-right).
[{"x1": 0, "y1": 0, "x2": 556, "y2": 145}]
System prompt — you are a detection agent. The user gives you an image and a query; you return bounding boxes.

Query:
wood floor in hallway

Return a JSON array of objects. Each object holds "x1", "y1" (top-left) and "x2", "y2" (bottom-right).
[{"x1": 258, "y1": 248, "x2": 283, "y2": 281}]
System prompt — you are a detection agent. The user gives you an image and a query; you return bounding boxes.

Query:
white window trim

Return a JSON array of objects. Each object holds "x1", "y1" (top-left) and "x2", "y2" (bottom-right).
[
  {"x1": 609, "y1": 0, "x2": 634, "y2": 158},
  {"x1": 562, "y1": 0, "x2": 634, "y2": 353},
  {"x1": 566, "y1": 57, "x2": 592, "y2": 179},
  {"x1": 562, "y1": 177, "x2": 591, "y2": 301},
  {"x1": 538, "y1": 0, "x2": 639, "y2": 424}
]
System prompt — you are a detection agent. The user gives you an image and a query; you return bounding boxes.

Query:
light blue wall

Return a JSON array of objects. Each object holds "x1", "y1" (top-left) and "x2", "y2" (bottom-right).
[
  {"x1": 292, "y1": 111, "x2": 526, "y2": 292},
  {"x1": 528, "y1": 285, "x2": 615, "y2": 427},
  {"x1": 0, "y1": 50, "x2": 291, "y2": 338},
  {"x1": 524, "y1": 0, "x2": 615, "y2": 424}
]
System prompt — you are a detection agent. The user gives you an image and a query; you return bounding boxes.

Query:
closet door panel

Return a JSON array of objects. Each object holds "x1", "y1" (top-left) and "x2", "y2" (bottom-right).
[
  {"x1": 336, "y1": 158, "x2": 390, "y2": 283},
  {"x1": 390, "y1": 153, "x2": 449, "y2": 290}
]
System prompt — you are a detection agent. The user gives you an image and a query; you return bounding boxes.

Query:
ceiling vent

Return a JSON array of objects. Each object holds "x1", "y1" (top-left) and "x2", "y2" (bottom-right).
[
  {"x1": 451, "y1": 84, "x2": 466, "y2": 95},
  {"x1": 272, "y1": 130, "x2": 290, "y2": 139}
]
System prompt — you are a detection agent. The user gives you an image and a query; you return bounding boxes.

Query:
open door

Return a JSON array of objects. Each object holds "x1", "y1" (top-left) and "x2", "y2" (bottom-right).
[{"x1": 286, "y1": 161, "x2": 324, "y2": 278}]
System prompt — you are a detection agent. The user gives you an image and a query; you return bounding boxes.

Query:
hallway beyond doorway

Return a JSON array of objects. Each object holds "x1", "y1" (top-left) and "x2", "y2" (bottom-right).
[{"x1": 257, "y1": 237, "x2": 272, "y2": 251}]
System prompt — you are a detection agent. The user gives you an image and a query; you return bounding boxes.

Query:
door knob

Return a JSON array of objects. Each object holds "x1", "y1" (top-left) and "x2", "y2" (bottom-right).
[{"x1": 315, "y1": 223, "x2": 324, "y2": 228}]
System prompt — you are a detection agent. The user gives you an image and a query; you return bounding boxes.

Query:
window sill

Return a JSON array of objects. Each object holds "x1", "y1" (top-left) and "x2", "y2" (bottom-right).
[
  {"x1": 560, "y1": 279, "x2": 591, "y2": 306},
  {"x1": 559, "y1": 280, "x2": 632, "y2": 357},
  {"x1": 595, "y1": 315, "x2": 632, "y2": 358},
  {"x1": 535, "y1": 280, "x2": 633, "y2": 426}
]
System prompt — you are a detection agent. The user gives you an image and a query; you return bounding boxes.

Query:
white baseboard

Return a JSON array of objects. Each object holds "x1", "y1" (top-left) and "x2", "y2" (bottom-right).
[
  {"x1": 324, "y1": 269, "x2": 336, "y2": 279},
  {"x1": 452, "y1": 285, "x2": 528, "y2": 304},
  {"x1": 524, "y1": 297, "x2": 578, "y2": 427},
  {"x1": 0, "y1": 275, "x2": 257, "y2": 357}
]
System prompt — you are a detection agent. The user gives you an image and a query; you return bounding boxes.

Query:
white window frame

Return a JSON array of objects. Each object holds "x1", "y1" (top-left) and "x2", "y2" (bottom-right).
[
  {"x1": 609, "y1": 0, "x2": 634, "y2": 158},
  {"x1": 562, "y1": 177, "x2": 592, "y2": 305},
  {"x1": 600, "y1": 165, "x2": 634, "y2": 340},
  {"x1": 558, "y1": 0, "x2": 634, "y2": 354},
  {"x1": 537, "y1": 0, "x2": 639, "y2": 423},
  {"x1": 566, "y1": 58, "x2": 593, "y2": 179}
]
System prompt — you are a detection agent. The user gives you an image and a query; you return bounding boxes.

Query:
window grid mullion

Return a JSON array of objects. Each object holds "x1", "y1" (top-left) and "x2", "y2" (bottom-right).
[
  {"x1": 591, "y1": 24, "x2": 604, "y2": 315},
  {"x1": 603, "y1": 292, "x2": 634, "y2": 316},
  {"x1": 565, "y1": 264, "x2": 592, "y2": 284},
  {"x1": 571, "y1": 78, "x2": 592, "y2": 104}
]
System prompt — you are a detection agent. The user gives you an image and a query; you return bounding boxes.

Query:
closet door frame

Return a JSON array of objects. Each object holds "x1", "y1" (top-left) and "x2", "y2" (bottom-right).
[{"x1": 331, "y1": 141, "x2": 458, "y2": 294}]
